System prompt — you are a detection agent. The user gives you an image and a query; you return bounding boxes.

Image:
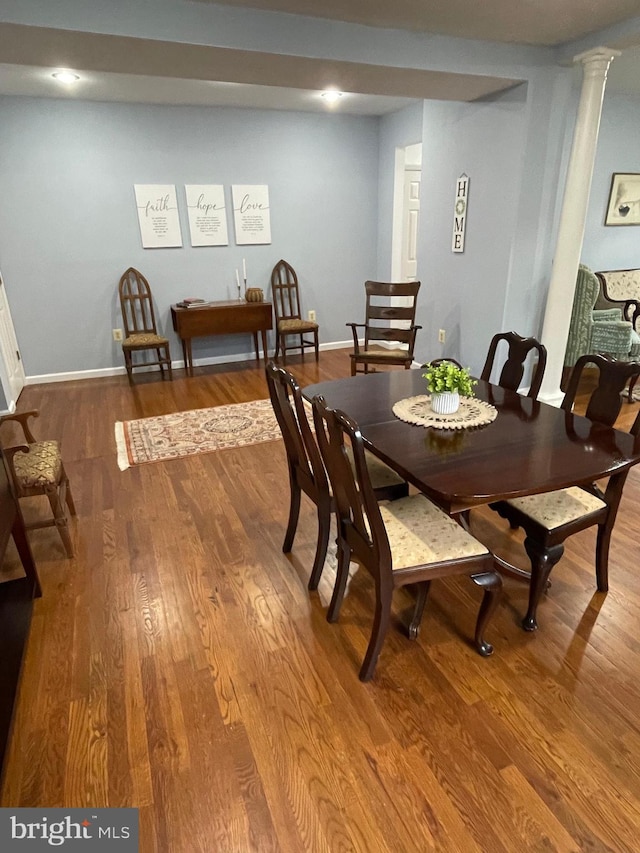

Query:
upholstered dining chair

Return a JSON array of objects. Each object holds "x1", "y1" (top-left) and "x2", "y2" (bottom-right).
[
  {"x1": 311, "y1": 395, "x2": 502, "y2": 682},
  {"x1": 118, "y1": 267, "x2": 172, "y2": 382},
  {"x1": 347, "y1": 280, "x2": 421, "y2": 375},
  {"x1": 265, "y1": 362, "x2": 408, "y2": 592},
  {"x1": 0, "y1": 409, "x2": 76, "y2": 557},
  {"x1": 481, "y1": 331, "x2": 547, "y2": 398},
  {"x1": 270, "y1": 260, "x2": 319, "y2": 363},
  {"x1": 491, "y1": 353, "x2": 640, "y2": 632}
]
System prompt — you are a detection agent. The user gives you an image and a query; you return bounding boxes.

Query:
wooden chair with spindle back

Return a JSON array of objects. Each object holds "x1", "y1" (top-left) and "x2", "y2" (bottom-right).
[
  {"x1": 270, "y1": 260, "x2": 319, "y2": 364},
  {"x1": 118, "y1": 267, "x2": 172, "y2": 382}
]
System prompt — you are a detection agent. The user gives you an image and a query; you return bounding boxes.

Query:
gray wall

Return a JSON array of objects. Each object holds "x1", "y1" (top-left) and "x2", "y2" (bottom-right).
[
  {"x1": 582, "y1": 93, "x2": 640, "y2": 270},
  {"x1": 0, "y1": 97, "x2": 380, "y2": 376}
]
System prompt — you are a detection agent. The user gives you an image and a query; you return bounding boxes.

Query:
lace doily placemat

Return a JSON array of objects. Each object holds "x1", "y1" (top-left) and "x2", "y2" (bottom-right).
[{"x1": 392, "y1": 395, "x2": 498, "y2": 430}]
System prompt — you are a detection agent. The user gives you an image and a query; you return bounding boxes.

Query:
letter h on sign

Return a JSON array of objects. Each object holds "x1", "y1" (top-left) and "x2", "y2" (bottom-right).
[{"x1": 451, "y1": 173, "x2": 469, "y2": 253}]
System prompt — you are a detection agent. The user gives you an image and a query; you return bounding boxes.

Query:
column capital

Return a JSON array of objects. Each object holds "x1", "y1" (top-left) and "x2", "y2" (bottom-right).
[{"x1": 573, "y1": 45, "x2": 621, "y2": 69}]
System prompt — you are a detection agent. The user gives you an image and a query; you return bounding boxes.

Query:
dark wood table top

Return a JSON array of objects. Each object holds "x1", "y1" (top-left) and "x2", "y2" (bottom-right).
[{"x1": 303, "y1": 370, "x2": 640, "y2": 514}]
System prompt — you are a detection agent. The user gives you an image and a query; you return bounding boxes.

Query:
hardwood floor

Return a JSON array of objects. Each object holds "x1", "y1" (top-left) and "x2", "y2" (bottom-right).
[{"x1": 2, "y1": 351, "x2": 640, "y2": 852}]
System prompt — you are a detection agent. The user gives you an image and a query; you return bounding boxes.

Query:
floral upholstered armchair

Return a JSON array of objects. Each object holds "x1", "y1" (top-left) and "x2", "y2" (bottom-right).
[
  {"x1": 594, "y1": 268, "x2": 640, "y2": 330},
  {"x1": 564, "y1": 265, "x2": 640, "y2": 378}
]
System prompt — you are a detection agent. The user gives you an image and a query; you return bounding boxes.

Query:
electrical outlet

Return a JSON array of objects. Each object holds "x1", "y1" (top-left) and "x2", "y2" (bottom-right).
[
  {"x1": 438, "y1": 329, "x2": 446, "y2": 343},
  {"x1": 112, "y1": 328, "x2": 123, "y2": 342},
  {"x1": 308, "y1": 309, "x2": 316, "y2": 322}
]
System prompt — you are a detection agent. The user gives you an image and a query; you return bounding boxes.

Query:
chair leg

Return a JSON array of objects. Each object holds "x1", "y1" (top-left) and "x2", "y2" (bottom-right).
[
  {"x1": 327, "y1": 542, "x2": 351, "y2": 623},
  {"x1": 123, "y1": 349, "x2": 133, "y2": 383},
  {"x1": 407, "y1": 581, "x2": 431, "y2": 639},
  {"x1": 314, "y1": 330, "x2": 319, "y2": 362},
  {"x1": 308, "y1": 499, "x2": 331, "y2": 591},
  {"x1": 359, "y1": 581, "x2": 393, "y2": 682},
  {"x1": 61, "y1": 467, "x2": 76, "y2": 515},
  {"x1": 595, "y1": 523, "x2": 612, "y2": 592},
  {"x1": 282, "y1": 478, "x2": 301, "y2": 553},
  {"x1": 522, "y1": 538, "x2": 564, "y2": 631},
  {"x1": 45, "y1": 485, "x2": 73, "y2": 558},
  {"x1": 166, "y1": 345, "x2": 173, "y2": 380},
  {"x1": 274, "y1": 333, "x2": 281, "y2": 360},
  {"x1": 470, "y1": 571, "x2": 502, "y2": 656},
  {"x1": 350, "y1": 359, "x2": 357, "y2": 377}
]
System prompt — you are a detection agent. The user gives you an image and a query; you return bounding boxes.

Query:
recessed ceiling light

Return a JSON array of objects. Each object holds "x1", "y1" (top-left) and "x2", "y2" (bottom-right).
[
  {"x1": 52, "y1": 70, "x2": 80, "y2": 84},
  {"x1": 321, "y1": 90, "x2": 343, "y2": 102}
]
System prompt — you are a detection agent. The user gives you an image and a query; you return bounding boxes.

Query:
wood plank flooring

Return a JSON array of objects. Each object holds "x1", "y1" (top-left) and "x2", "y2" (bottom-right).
[{"x1": 2, "y1": 351, "x2": 640, "y2": 851}]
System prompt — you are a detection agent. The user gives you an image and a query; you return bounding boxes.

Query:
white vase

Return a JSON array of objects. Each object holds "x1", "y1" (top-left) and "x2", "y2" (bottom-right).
[{"x1": 430, "y1": 391, "x2": 460, "y2": 414}]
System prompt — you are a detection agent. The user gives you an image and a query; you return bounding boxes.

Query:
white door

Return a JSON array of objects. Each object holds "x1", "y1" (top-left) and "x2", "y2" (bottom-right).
[
  {"x1": 0, "y1": 270, "x2": 25, "y2": 411},
  {"x1": 401, "y1": 165, "x2": 421, "y2": 282}
]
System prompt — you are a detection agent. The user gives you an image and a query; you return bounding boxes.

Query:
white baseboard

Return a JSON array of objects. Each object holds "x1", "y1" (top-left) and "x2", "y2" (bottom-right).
[{"x1": 24, "y1": 339, "x2": 356, "y2": 385}]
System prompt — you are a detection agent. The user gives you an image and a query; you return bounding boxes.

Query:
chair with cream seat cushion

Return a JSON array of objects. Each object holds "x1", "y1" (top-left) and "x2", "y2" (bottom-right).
[
  {"x1": 311, "y1": 395, "x2": 502, "y2": 682},
  {"x1": 0, "y1": 409, "x2": 76, "y2": 557},
  {"x1": 347, "y1": 280, "x2": 422, "y2": 376},
  {"x1": 492, "y1": 353, "x2": 640, "y2": 632},
  {"x1": 265, "y1": 362, "x2": 408, "y2": 592}
]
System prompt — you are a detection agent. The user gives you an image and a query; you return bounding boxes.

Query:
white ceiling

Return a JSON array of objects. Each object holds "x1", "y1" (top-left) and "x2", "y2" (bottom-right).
[{"x1": 0, "y1": 1, "x2": 638, "y2": 115}]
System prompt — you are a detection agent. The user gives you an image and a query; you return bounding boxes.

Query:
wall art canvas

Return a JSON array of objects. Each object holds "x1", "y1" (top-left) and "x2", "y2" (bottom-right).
[
  {"x1": 185, "y1": 184, "x2": 229, "y2": 246},
  {"x1": 134, "y1": 184, "x2": 183, "y2": 248},
  {"x1": 605, "y1": 173, "x2": 640, "y2": 226},
  {"x1": 232, "y1": 185, "x2": 271, "y2": 245}
]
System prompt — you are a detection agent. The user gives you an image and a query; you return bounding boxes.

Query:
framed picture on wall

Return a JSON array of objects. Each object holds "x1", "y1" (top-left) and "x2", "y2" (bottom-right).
[{"x1": 605, "y1": 173, "x2": 640, "y2": 226}]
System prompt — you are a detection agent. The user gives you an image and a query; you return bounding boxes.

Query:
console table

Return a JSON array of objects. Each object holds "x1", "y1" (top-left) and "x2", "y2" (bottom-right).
[
  {"x1": 171, "y1": 301, "x2": 273, "y2": 374},
  {"x1": 0, "y1": 451, "x2": 41, "y2": 777}
]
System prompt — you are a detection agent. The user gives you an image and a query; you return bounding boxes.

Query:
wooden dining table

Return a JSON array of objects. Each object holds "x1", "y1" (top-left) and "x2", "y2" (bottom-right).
[{"x1": 303, "y1": 369, "x2": 640, "y2": 516}]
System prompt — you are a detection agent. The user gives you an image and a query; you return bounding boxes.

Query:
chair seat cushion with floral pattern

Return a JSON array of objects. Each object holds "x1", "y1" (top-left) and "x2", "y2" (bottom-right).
[
  {"x1": 124, "y1": 332, "x2": 169, "y2": 348},
  {"x1": 380, "y1": 494, "x2": 488, "y2": 569},
  {"x1": 12, "y1": 440, "x2": 62, "y2": 487},
  {"x1": 505, "y1": 486, "x2": 606, "y2": 530},
  {"x1": 277, "y1": 319, "x2": 318, "y2": 333}
]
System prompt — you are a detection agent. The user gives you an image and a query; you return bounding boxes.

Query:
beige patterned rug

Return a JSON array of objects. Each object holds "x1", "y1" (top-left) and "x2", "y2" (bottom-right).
[{"x1": 115, "y1": 398, "x2": 281, "y2": 469}]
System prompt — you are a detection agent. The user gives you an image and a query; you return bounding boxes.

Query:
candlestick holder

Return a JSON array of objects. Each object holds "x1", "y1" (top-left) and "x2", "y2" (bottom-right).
[{"x1": 243, "y1": 276, "x2": 247, "y2": 296}]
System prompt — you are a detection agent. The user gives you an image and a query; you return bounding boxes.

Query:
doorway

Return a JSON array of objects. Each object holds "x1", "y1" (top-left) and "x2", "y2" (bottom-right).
[
  {"x1": 0, "y1": 270, "x2": 25, "y2": 412},
  {"x1": 391, "y1": 142, "x2": 422, "y2": 283}
]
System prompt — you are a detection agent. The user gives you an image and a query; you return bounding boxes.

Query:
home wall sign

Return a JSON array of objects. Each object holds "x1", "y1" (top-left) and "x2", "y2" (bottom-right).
[
  {"x1": 185, "y1": 184, "x2": 229, "y2": 246},
  {"x1": 232, "y1": 185, "x2": 272, "y2": 245},
  {"x1": 134, "y1": 184, "x2": 183, "y2": 248},
  {"x1": 452, "y1": 174, "x2": 469, "y2": 253}
]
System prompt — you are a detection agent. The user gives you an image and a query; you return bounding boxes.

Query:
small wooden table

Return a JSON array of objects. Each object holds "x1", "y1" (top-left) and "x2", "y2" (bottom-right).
[{"x1": 171, "y1": 300, "x2": 273, "y2": 374}]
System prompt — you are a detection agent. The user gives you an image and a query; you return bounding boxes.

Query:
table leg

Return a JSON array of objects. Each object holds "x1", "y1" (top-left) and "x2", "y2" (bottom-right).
[
  {"x1": 253, "y1": 332, "x2": 259, "y2": 362},
  {"x1": 260, "y1": 329, "x2": 269, "y2": 361},
  {"x1": 186, "y1": 339, "x2": 194, "y2": 374}
]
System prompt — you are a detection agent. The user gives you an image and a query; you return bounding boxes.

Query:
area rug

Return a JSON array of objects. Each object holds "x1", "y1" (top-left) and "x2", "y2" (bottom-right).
[{"x1": 115, "y1": 398, "x2": 282, "y2": 470}]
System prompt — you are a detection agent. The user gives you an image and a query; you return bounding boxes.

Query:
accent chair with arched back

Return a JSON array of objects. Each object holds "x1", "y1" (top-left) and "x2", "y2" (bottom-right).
[
  {"x1": 118, "y1": 267, "x2": 172, "y2": 382},
  {"x1": 270, "y1": 260, "x2": 319, "y2": 364}
]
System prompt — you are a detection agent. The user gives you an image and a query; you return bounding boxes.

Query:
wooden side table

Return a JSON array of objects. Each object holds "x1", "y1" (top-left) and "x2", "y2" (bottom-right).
[{"x1": 171, "y1": 300, "x2": 273, "y2": 374}]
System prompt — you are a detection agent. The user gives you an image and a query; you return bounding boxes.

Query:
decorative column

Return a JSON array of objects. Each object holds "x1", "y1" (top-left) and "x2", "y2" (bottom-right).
[{"x1": 538, "y1": 46, "x2": 620, "y2": 405}]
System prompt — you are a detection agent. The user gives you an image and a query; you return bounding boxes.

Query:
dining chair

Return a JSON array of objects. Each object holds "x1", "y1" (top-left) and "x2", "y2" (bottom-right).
[
  {"x1": 0, "y1": 409, "x2": 76, "y2": 557},
  {"x1": 265, "y1": 362, "x2": 408, "y2": 591},
  {"x1": 118, "y1": 267, "x2": 173, "y2": 382},
  {"x1": 311, "y1": 395, "x2": 502, "y2": 681},
  {"x1": 347, "y1": 280, "x2": 421, "y2": 375},
  {"x1": 480, "y1": 331, "x2": 547, "y2": 398},
  {"x1": 491, "y1": 353, "x2": 640, "y2": 631},
  {"x1": 270, "y1": 260, "x2": 319, "y2": 363}
]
